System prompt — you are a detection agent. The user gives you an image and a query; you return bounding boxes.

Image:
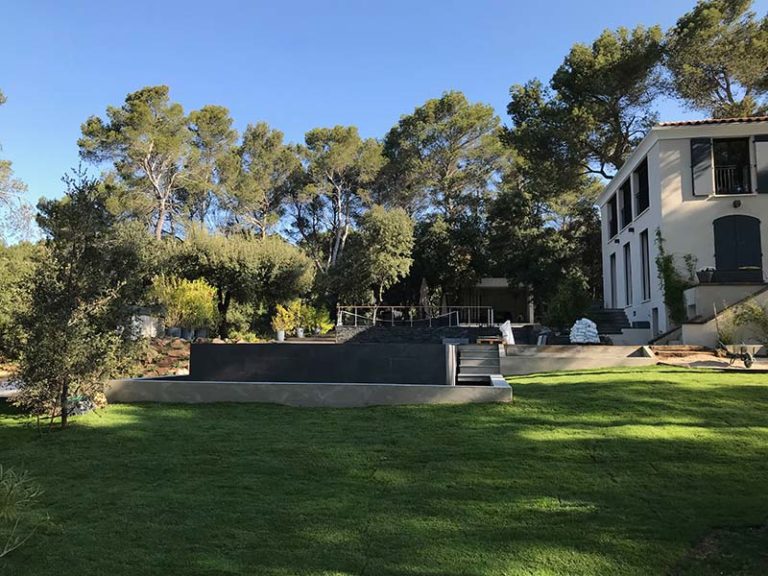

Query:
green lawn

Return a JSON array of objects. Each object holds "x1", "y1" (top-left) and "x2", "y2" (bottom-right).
[{"x1": 1, "y1": 367, "x2": 768, "y2": 575}]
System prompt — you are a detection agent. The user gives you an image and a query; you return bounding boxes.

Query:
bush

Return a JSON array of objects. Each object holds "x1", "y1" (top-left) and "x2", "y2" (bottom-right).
[
  {"x1": 655, "y1": 230, "x2": 692, "y2": 327},
  {"x1": 151, "y1": 275, "x2": 218, "y2": 331},
  {"x1": 0, "y1": 466, "x2": 45, "y2": 558},
  {"x1": 304, "y1": 306, "x2": 335, "y2": 334},
  {"x1": 731, "y1": 299, "x2": 768, "y2": 345},
  {"x1": 544, "y1": 270, "x2": 591, "y2": 330},
  {"x1": 225, "y1": 301, "x2": 255, "y2": 336},
  {"x1": 271, "y1": 304, "x2": 296, "y2": 333}
]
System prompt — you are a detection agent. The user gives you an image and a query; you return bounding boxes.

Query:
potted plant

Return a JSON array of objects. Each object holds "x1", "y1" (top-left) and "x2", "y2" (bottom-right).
[
  {"x1": 696, "y1": 267, "x2": 715, "y2": 284},
  {"x1": 286, "y1": 300, "x2": 306, "y2": 338},
  {"x1": 306, "y1": 306, "x2": 334, "y2": 335},
  {"x1": 271, "y1": 304, "x2": 295, "y2": 342}
]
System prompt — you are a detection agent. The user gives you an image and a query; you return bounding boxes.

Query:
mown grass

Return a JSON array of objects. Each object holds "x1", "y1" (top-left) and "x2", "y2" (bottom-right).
[{"x1": 1, "y1": 366, "x2": 767, "y2": 575}]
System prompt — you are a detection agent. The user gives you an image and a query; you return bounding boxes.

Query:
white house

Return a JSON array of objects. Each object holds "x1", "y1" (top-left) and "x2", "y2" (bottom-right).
[{"x1": 597, "y1": 117, "x2": 768, "y2": 341}]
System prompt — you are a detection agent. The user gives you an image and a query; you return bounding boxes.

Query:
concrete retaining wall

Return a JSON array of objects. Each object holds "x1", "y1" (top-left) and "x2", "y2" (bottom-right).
[
  {"x1": 501, "y1": 345, "x2": 656, "y2": 375},
  {"x1": 105, "y1": 377, "x2": 512, "y2": 407},
  {"x1": 682, "y1": 288, "x2": 768, "y2": 348}
]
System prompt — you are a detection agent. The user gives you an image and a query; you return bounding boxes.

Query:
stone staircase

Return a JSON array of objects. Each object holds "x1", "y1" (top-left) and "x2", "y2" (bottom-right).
[
  {"x1": 586, "y1": 306, "x2": 631, "y2": 335},
  {"x1": 457, "y1": 344, "x2": 501, "y2": 385}
]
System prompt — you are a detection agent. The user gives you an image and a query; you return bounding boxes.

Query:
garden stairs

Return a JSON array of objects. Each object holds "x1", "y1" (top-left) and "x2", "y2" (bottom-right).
[
  {"x1": 586, "y1": 305, "x2": 632, "y2": 334},
  {"x1": 457, "y1": 344, "x2": 501, "y2": 384},
  {"x1": 585, "y1": 305, "x2": 651, "y2": 345}
]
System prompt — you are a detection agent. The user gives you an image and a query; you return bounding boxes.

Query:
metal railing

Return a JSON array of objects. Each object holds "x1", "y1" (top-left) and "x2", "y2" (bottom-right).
[
  {"x1": 336, "y1": 306, "x2": 495, "y2": 327},
  {"x1": 715, "y1": 165, "x2": 751, "y2": 195}
]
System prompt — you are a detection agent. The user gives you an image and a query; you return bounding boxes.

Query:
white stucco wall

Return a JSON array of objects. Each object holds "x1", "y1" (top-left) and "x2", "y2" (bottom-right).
[
  {"x1": 600, "y1": 141, "x2": 665, "y2": 334},
  {"x1": 599, "y1": 120, "x2": 768, "y2": 338}
]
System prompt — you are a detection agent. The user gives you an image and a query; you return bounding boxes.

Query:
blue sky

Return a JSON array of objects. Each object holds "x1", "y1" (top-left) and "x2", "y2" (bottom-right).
[{"x1": 1, "y1": 0, "x2": 766, "y2": 203}]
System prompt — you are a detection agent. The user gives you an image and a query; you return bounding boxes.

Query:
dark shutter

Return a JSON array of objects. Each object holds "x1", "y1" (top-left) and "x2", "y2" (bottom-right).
[
  {"x1": 691, "y1": 138, "x2": 713, "y2": 196},
  {"x1": 756, "y1": 135, "x2": 768, "y2": 193}
]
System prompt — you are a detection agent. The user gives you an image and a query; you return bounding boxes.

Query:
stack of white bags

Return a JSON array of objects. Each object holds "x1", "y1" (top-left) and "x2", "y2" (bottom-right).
[{"x1": 569, "y1": 318, "x2": 600, "y2": 344}]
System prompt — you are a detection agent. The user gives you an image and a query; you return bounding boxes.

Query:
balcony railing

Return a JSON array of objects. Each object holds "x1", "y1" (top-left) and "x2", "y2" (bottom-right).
[{"x1": 715, "y1": 164, "x2": 751, "y2": 195}]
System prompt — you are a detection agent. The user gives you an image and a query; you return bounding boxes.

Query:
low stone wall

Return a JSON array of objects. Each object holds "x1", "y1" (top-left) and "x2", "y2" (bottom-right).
[
  {"x1": 105, "y1": 377, "x2": 512, "y2": 407},
  {"x1": 502, "y1": 345, "x2": 656, "y2": 375}
]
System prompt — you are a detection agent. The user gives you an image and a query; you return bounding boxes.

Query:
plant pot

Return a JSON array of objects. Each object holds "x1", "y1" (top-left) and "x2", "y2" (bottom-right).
[
  {"x1": 276, "y1": 330, "x2": 285, "y2": 342},
  {"x1": 696, "y1": 269, "x2": 714, "y2": 283},
  {"x1": 296, "y1": 327, "x2": 305, "y2": 338},
  {"x1": 166, "y1": 326, "x2": 182, "y2": 338}
]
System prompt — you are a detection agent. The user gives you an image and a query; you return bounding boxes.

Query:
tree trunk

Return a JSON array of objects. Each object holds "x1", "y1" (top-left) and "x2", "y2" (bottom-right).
[
  {"x1": 155, "y1": 202, "x2": 166, "y2": 240},
  {"x1": 60, "y1": 380, "x2": 69, "y2": 429}
]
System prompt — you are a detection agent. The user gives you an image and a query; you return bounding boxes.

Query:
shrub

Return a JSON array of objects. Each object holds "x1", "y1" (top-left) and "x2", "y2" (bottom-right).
[
  {"x1": 545, "y1": 269, "x2": 591, "y2": 330},
  {"x1": 304, "y1": 306, "x2": 335, "y2": 334},
  {"x1": 0, "y1": 466, "x2": 45, "y2": 558},
  {"x1": 225, "y1": 301, "x2": 255, "y2": 336},
  {"x1": 731, "y1": 299, "x2": 768, "y2": 346},
  {"x1": 655, "y1": 230, "x2": 692, "y2": 327},
  {"x1": 271, "y1": 304, "x2": 296, "y2": 333},
  {"x1": 287, "y1": 300, "x2": 306, "y2": 331},
  {"x1": 151, "y1": 275, "x2": 218, "y2": 331},
  {"x1": 716, "y1": 312, "x2": 736, "y2": 345}
]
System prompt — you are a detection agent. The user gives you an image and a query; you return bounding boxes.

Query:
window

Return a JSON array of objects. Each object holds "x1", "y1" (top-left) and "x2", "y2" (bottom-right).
[
  {"x1": 640, "y1": 229, "x2": 651, "y2": 300},
  {"x1": 609, "y1": 253, "x2": 617, "y2": 308},
  {"x1": 623, "y1": 242, "x2": 633, "y2": 307},
  {"x1": 619, "y1": 179, "x2": 632, "y2": 228},
  {"x1": 713, "y1": 138, "x2": 752, "y2": 195},
  {"x1": 607, "y1": 195, "x2": 618, "y2": 237},
  {"x1": 634, "y1": 159, "x2": 649, "y2": 213}
]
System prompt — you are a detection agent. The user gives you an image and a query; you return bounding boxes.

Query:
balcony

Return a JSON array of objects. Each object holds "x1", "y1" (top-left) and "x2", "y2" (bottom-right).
[{"x1": 714, "y1": 164, "x2": 751, "y2": 195}]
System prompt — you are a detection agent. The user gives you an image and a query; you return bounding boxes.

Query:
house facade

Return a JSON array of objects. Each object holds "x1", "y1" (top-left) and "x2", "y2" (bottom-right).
[{"x1": 597, "y1": 117, "x2": 768, "y2": 338}]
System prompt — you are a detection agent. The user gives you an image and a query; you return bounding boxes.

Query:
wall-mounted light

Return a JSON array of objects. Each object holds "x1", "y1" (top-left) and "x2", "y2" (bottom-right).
[
  {"x1": 733, "y1": 199, "x2": 742, "y2": 208},
  {"x1": 613, "y1": 238, "x2": 620, "y2": 244},
  {"x1": 628, "y1": 227, "x2": 635, "y2": 233}
]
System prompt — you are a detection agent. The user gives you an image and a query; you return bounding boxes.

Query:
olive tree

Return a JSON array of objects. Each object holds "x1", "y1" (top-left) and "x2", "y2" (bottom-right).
[
  {"x1": 170, "y1": 228, "x2": 314, "y2": 336},
  {"x1": 11, "y1": 174, "x2": 153, "y2": 428}
]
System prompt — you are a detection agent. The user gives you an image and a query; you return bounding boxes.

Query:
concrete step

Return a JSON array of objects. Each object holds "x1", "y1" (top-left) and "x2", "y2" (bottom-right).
[
  {"x1": 460, "y1": 353, "x2": 499, "y2": 361},
  {"x1": 459, "y1": 358, "x2": 499, "y2": 368},
  {"x1": 459, "y1": 346, "x2": 499, "y2": 355},
  {"x1": 457, "y1": 373, "x2": 492, "y2": 383},
  {"x1": 459, "y1": 366, "x2": 500, "y2": 375},
  {"x1": 459, "y1": 344, "x2": 499, "y2": 352}
]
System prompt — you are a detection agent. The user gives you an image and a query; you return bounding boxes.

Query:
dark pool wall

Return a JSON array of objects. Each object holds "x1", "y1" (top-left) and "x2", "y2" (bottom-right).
[{"x1": 189, "y1": 343, "x2": 447, "y2": 385}]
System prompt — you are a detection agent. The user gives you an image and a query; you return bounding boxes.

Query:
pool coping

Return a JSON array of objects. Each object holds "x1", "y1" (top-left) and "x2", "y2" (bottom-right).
[{"x1": 106, "y1": 375, "x2": 512, "y2": 407}]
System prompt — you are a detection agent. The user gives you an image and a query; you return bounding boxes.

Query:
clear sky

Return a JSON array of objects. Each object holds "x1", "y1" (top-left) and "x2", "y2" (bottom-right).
[{"x1": 1, "y1": 0, "x2": 766, "y2": 204}]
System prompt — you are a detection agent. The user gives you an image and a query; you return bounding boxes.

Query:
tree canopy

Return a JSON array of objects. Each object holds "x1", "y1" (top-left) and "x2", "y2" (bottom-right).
[
  {"x1": 78, "y1": 86, "x2": 194, "y2": 239},
  {"x1": 12, "y1": 174, "x2": 152, "y2": 427},
  {"x1": 170, "y1": 228, "x2": 314, "y2": 336},
  {"x1": 666, "y1": 0, "x2": 768, "y2": 117},
  {"x1": 0, "y1": 89, "x2": 32, "y2": 243},
  {"x1": 382, "y1": 91, "x2": 508, "y2": 218},
  {"x1": 335, "y1": 205, "x2": 414, "y2": 308},
  {"x1": 507, "y1": 25, "x2": 664, "y2": 185},
  {"x1": 289, "y1": 126, "x2": 383, "y2": 272}
]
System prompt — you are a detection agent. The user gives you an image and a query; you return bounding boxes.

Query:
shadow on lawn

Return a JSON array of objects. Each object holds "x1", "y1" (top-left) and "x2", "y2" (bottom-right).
[{"x1": 1, "y1": 370, "x2": 768, "y2": 575}]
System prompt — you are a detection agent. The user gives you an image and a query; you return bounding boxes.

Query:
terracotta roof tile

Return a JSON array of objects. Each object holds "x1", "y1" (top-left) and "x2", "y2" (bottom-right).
[{"x1": 658, "y1": 116, "x2": 768, "y2": 127}]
